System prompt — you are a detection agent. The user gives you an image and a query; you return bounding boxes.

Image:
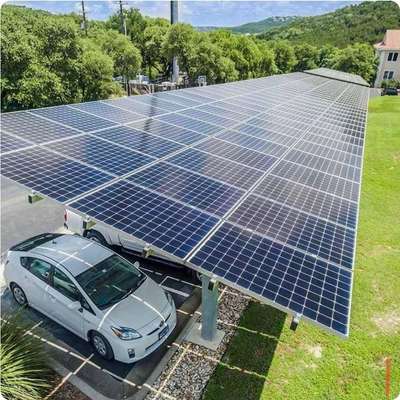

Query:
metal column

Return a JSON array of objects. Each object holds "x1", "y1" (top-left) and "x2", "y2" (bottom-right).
[
  {"x1": 201, "y1": 275, "x2": 219, "y2": 341},
  {"x1": 170, "y1": 1, "x2": 180, "y2": 83}
]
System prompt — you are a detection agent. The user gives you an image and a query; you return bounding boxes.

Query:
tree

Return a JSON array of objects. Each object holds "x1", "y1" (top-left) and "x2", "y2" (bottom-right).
[
  {"x1": 93, "y1": 30, "x2": 142, "y2": 80},
  {"x1": 163, "y1": 23, "x2": 198, "y2": 82},
  {"x1": 257, "y1": 42, "x2": 278, "y2": 76},
  {"x1": 293, "y1": 43, "x2": 319, "y2": 71},
  {"x1": 272, "y1": 41, "x2": 297, "y2": 73},
  {"x1": 317, "y1": 45, "x2": 339, "y2": 67},
  {"x1": 327, "y1": 43, "x2": 378, "y2": 83},
  {"x1": 78, "y1": 40, "x2": 123, "y2": 101},
  {"x1": 142, "y1": 23, "x2": 169, "y2": 78}
]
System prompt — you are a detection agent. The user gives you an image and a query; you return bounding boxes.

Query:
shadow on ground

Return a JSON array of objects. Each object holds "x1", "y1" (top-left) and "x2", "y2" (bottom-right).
[{"x1": 203, "y1": 302, "x2": 286, "y2": 400}]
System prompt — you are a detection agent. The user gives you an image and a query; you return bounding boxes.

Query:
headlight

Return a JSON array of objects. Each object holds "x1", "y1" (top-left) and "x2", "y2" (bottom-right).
[
  {"x1": 111, "y1": 326, "x2": 142, "y2": 340},
  {"x1": 165, "y1": 291, "x2": 174, "y2": 306}
]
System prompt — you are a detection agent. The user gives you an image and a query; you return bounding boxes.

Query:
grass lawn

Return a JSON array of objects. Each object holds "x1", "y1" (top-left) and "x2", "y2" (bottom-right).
[{"x1": 203, "y1": 96, "x2": 400, "y2": 400}]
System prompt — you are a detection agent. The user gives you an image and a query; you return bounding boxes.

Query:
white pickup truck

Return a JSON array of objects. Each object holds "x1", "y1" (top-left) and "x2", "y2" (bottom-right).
[{"x1": 64, "y1": 209, "x2": 199, "y2": 278}]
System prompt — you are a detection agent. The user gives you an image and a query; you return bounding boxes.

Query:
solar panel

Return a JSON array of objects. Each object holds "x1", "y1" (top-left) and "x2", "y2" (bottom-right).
[
  {"x1": 304, "y1": 68, "x2": 370, "y2": 87},
  {"x1": 1, "y1": 133, "x2": 32, "y2": 153},
  {"x1": 70, "y1": 102, "x2": 143, "y2": 124},
  {"x1": 70, "y1": 180, "x2": 219, "y2": 258},
  {"x1": 1, "y1": 147, "x2": 112, "y2": 202},
  {"x1": 92, "y1": 126, "x2": 183, "y2": 158},
  {"x1": 128, "y1": 119, "x2": 207, "y2": 145},
  {"x1": 0, "y1": 69, "x2": 369, "y2": 337},
  {"x1": 32, "y1": 106, "x2": 116, "y2": 132},
  {"x1": 127, "y1": 162, "x2": 244, "y2": 217},
  {"x1": 1, "y1": 111, "x2": 81, "y2": 143},
  {"x1": 45, "y1": 134, "x2": 155, "y2": 176}
]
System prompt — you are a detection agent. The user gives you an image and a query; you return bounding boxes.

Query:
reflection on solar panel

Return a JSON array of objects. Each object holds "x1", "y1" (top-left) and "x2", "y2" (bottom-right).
[
  {"x1": 1, "y1": 111, "x2": 81, "y2": 143},
  {"x1": 46, "y1": 134, "x2": 155, "y2": 176},
  {"x1": 1, "y1": 133, "x2": 32, "y2": 153},
  {"x1": 32, "y1": 105, "x2": 116, "y2": 132},
  {"x1": 0, "y1": 69, "x2": 369, "y2": 337},
  {"x1": 1, "y1": 147, "x2": 112, "y2": 202},
  {"x1": 71, "y1": 180, "x2": 219, "y2": 258}
]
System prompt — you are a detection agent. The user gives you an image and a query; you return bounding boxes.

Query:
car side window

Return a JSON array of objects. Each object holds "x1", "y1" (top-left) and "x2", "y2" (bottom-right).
[
  {"x1": 53, "y1": 268, "x2": 81, "y2": 302},
  {"x1": 28, "y1": 258, "x2": 52, "y2": 283}
]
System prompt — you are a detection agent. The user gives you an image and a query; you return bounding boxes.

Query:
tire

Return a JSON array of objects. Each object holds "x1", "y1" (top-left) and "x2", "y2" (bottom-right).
[
  {"x1": 11, "y1": 283, "x2": 28, "y2": 306},
  {"x1": 91, "y1": 331, "x2": 114, "y2": 361},
  {"x1": 86, "y1": 230, "x2": 108, "y2": 247}
]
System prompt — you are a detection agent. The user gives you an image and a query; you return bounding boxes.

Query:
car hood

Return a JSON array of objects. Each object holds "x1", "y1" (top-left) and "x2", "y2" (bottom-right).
[{"x1": 105, "y1": 277, "x2": 172, "y2": 331}]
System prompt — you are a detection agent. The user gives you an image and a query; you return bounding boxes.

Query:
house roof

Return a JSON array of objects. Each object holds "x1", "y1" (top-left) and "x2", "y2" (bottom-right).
[{"x1": 374, "y1": 29, "x2": 400, "y2": 50}]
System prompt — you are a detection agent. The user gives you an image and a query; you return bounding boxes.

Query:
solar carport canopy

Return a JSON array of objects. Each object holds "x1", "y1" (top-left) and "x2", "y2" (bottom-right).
[{"x1": 0, "y1": 68, "x2": 369, "y2": 337}]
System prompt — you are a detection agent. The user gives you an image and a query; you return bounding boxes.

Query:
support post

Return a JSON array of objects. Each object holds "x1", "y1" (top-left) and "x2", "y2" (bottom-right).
[
  {"x1": 185, "y1": 273, "x2": 225, "y2": 350},
  {"x1": 201, "y1": 275, "x2": 219, "y2": 341},
  {"x1": 170, "y1": 1, "x2": 179, "y2": 83}
]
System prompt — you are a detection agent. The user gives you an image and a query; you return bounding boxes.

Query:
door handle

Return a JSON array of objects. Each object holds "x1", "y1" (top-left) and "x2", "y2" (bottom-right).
[{"x1": 48, "y1": 294, "x2": 56, "y2": 302}]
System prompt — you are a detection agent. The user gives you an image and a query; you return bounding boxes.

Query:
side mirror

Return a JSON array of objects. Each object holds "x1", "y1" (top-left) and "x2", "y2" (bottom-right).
[
  {"x1": 68, "y1": 301, "x2": 81, "y2": 311},
  {"x1": 133, "y1": 261, "x2": 140, "y2": 268}
]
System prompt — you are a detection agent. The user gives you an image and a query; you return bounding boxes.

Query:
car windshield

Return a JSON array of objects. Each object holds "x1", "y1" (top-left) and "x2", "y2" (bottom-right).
[{"x1": 76, "y1": 255, "x2": 146, "y2": 310}]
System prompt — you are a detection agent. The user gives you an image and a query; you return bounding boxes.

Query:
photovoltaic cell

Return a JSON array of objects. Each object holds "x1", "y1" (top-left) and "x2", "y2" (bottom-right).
[
  {"x1": 1, "y1": 111, "x2": 81, "y2": 143},
  {"x1": 167, "y1": 148, "x2": 264, "y2": 190},
  {"x1": 70, "y1": 180, "x2": 219, "y2": 259},
  {"x1": 92, "y1": 126, "x2": 183, "y2": 158},
  {"x1": 1, "y1": 133, "x2": 32, "y2": 153},
  {"x1": 46, "y1": 135, "x2": 154, "y2": 176},
  {"x1": 127, "y1": 162, "x2": 244, "y2": 216},
  {"x1": 1, "y1": 147, "x2": 112, "y2": 202},
  {"x1": 32, "y1": 106, "x2": 116, "y2": 132},
  {"x1": 254, "y1": 175, "x2": 358, "y2": 228},
  {"x1": 156, "y1": 113, "x2": 220, "y2": 135},
  {"x1": 70, "y1": 102, "x2": 143, "y2": 124},
  {"x1": 228, "y1": 194, "x2": 355, "y2": 269},
  {"x1": 195, "y1": 138, "x2": 277, "y2": 170},
  {"x1": 189, "y1": 222, "x2": 351, "y2": 335},
  {"x1": 128, "y1": 119, "x2": 207, "y2": 145}
]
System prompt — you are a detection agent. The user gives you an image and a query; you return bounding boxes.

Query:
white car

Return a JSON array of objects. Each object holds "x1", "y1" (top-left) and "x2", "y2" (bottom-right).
[{"x1": 4, "y1": 233, "x2": 177, "y2": 363}]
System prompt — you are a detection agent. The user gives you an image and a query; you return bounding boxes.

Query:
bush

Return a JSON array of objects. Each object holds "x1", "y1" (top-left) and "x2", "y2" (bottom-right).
[
  {"x1": 381, "y1": 79, "x2": 400, "y2": 89},
  {"x1": 0, "y1": 314, "x2": 51, "y2": 400}
]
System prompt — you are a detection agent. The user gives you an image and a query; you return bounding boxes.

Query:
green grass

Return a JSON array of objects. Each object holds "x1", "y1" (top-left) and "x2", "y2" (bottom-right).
[{"x1": 203, "y1": 96, "x2": 400, "y2": 400}]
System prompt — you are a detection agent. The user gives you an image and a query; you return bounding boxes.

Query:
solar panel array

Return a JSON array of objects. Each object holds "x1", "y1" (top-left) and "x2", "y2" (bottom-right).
[{"x1": 0, "y1": 69, "x2": 369, "y2": 337}]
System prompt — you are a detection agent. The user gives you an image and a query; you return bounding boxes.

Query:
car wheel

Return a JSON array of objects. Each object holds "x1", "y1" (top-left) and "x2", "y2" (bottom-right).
[
  {"x1": 86, "y1": 230, "x2": 108, "y2": 247},
  {"x1": 11, "y1": 283, "x2": 28, "y2": 306},
  {"x1": 91, "y1": 332, "x2": 114, "y2": 360}
]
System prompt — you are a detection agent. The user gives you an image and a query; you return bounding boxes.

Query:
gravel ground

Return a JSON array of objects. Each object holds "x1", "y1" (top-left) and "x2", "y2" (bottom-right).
[{"x1": 145, "y1": 286, "x2": 250, "y2": 400}]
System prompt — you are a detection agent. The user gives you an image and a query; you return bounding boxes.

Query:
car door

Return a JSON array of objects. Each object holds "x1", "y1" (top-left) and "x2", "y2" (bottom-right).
[
  {"x1": 22, "y1": 257, "x2": 52, "y2": 312},
  {"x1": 46, "y1": 267, "x2": 84, "y2": 338}
]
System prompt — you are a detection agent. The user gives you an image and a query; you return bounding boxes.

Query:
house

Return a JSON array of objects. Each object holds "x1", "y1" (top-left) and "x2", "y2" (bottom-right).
[{"x1": 374, "y1": 29, "x2": 400, "y2": 87}]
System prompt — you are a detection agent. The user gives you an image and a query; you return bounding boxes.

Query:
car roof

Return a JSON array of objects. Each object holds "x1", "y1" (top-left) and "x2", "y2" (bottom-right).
[{"x1": 29, "y1": 234, "x2": 113, "y2": 277}]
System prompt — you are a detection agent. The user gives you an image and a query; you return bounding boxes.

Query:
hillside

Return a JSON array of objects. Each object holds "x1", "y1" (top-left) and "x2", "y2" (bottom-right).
[
  {"x1": 197, "y1": 16, "x2": 297, "y2": 34},
  {"x1": 259, "y1": 1, "x2": 400, "y2": 47}
]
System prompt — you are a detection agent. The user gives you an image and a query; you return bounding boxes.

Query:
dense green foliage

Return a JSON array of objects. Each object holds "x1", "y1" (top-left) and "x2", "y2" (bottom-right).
[
  {"x1": 259, "y1": 1, "x2": 400, "y2": 47},
  {"x1": 0, "y1": 314, "x2": 52, "y2": 400},
  {"x1": 204, "y1": 96, "x2": 400, "y2": 400},
  {"x1": 1, "y1": 2, "x2": 385, "y2": 111},
  {"x1": 197, "y1": 16, "x2": 298, "y2": 34}
]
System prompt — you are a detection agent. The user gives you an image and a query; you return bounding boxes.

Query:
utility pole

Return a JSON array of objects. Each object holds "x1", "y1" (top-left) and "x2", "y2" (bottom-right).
[
  {"x1": 81, "y1": 0, "x2": 88, "y2": 36},
  {"x1": 118, "y1": 0, "x2": 128, "y2": 93},
  {"x1": 119, "y1": 0, "x2": 127, "y2": 36},
  {"x1": 170, "y1": 1, "x2": 179, "y2": 83}
]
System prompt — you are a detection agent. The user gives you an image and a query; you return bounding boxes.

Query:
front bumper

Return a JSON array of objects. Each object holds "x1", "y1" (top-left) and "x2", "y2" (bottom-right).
[{"x1": 111, "y1": 308, "x2": 177, "y2": 363}]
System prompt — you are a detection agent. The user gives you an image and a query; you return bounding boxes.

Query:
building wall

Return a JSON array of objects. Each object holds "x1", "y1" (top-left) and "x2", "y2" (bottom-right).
[{"x1": 374, "y1": 49, "x2": 400, "y2": 87}]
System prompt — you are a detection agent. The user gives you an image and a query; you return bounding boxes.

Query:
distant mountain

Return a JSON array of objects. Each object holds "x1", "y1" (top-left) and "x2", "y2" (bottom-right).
[
  {"x1": 259, "y1": 1, "x2": 400, "y2": 47},
  {"x1": 196, "y1": 16, "x2": 298, "y2": 34}
]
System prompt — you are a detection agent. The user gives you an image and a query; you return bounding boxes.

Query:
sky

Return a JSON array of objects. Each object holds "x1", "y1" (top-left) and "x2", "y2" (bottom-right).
[{"x1": 6, "y1": 1, "x2": 362, "y2": 27}]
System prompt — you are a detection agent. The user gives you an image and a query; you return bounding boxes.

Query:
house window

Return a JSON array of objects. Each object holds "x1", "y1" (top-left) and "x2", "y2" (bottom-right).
[
  {"x1": 388, "y1": 52, "x2": 398, "y2": 61},
  {"x1": 383, "y1": 71, "x2": 394, "y2": 80}
]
